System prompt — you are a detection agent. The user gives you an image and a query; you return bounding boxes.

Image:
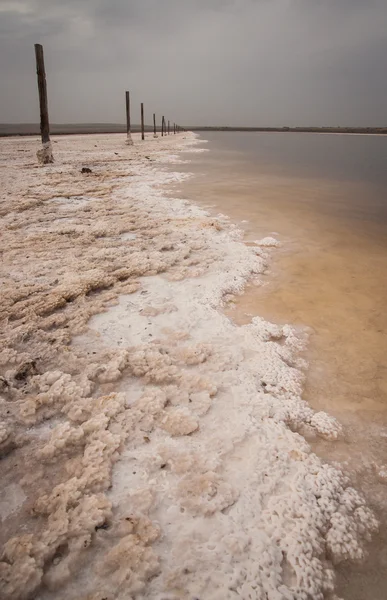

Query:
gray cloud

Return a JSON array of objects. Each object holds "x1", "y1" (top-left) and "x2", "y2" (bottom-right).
[{"x1": 0, "y1": 0, "x2": 386, "y2": 125}]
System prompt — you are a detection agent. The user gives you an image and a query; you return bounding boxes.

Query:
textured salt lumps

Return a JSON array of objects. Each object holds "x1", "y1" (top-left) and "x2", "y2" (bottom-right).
[
  {"x1": 127, "y1": 346, "x2": 179, "y2": 383},
  {"x1": 326, "y1": 507, "x2": 377, "y2": 562},
  {"x1": 96, "y1": 350, "x2": 129, "y2": 383},
  {"x1": 98, "y1": 534, "x2": 160, "y2": 593},
  {"x1": 250, "y1": 315, "x2": 285, "y2": 342},
  {"x1": 0, "y1": 535, "x2": 43, "y2": 600},
  {"x1": 38, "y1": 422, "x2": 85, "y2": 459},
  {"x1": 255, "y1": 236, "x2": 281, "y2": 247},
  {"x1": 310, "y1": 411, "x2": 343, "y2": 440},
  {"x1": 175, "y1": 343, "x2": 212, "y2": 365},
  {"x1": 159, "y1": 407, "x2": 199, "y2": 436},
  {"x1": 135, "y1": 388, "x2": 167, "y2": 415}
]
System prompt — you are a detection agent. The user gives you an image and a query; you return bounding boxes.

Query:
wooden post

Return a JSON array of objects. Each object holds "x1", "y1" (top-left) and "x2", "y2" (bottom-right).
[
  {"x1": 34, "y1": 43, "x2": 53, "y2": 164},
  {"x1": 141, "y1": 103, "x2": 145, "y2": 140},
  {"x1": 168, "y1": 120, "x2": 170, "y2": 135},
  {"x1": 174, "y1": 123, "x2": 176, "y2": 134},
  {"x1": 125, "y1": 91, "x2": 133, "y2": 145},
  {"x1": 162, "y1": 116, "x2": 165, "y2": 137},
  {"x1": 153, "y1": 113, "x2": 157, "y2": 138}
]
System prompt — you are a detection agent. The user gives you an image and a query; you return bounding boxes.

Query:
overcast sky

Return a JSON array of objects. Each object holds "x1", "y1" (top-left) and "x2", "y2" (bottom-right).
[{"x1": 1, "y1": 0, "x2": 387, "y2": 126}]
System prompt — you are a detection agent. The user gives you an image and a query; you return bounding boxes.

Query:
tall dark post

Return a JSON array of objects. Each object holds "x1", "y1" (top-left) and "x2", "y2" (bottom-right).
[
  {"x1": 174, "y1": 123, "x2": 176, "y2": 135},
  {"x1": 153, "y1": 113, "x2": 157, "y2": 138},
  {"x1": 168, "y1": 120, "x2": 170, "y2": 135},
  {"x1": 162, "y1": 116, "x2": 165, "y2": 137},
  {"x1": 141, "y1": 103, "x2": 145, "y2": 140},
  {"x1": 34, "y1": 43, "x2": 53, "y2": 163},
  {"x1": 125, "y1": 91, "x2": 133, "y2": 145}
]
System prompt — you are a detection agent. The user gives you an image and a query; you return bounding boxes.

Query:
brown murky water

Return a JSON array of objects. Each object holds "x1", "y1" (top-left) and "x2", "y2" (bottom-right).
[{"x1": 176, "y1": 133, "x2": 387, "y2": 599}]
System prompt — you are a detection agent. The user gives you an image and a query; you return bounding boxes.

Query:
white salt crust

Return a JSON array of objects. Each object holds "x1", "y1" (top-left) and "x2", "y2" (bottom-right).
[
  {"x1": 255, "y1": 237, "x2": 282, "y2": 248},
  {"x1": 0, "y1": 132, "x2": 377, "y2": 600}
]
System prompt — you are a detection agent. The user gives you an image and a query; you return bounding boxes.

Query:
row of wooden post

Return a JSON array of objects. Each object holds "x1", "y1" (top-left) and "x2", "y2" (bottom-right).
[
  {"x1": 34, "y1": 43, "x2": 186, "y2": 163},
  {"x1": 131, "y1": 96, "x2": 183, "y2": 143}
]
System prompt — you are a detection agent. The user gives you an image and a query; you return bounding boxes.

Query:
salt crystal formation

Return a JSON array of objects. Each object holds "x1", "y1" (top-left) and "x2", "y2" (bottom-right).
[
  {"x1": 0, "y1": 133, "x2": 377, "y2": 600},
  {"x1": 255, "y1": 236, "x2": 281, "y2": 247}
]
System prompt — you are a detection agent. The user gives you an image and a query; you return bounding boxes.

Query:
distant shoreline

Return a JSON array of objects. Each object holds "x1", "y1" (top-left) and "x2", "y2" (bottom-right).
[
  {"x1": 190, "y1": 126, "x2": 387, "y2": 135},
  {"x1": 1, "y1": 123, "x2": 386, "y2": 137}
]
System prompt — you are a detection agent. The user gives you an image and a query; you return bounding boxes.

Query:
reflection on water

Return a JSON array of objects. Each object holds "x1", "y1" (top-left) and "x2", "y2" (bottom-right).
[{"x1": 177, "y1": 132, "x2": 387, "y2": 600}]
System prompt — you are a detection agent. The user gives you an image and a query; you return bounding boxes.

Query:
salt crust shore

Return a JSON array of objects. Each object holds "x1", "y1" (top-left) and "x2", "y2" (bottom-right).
[{"x1": 0, "y1": 132, "x2": 378, "y2": 600}]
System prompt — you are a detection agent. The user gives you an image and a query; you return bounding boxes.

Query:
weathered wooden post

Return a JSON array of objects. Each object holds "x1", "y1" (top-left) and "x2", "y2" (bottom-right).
[
  {"x1": 174, "y1": 123, "x2": 176, "y2": 134},
  {"x1": 161, "y1": 116, "x2": 165, "y2": 137},
  {"x1": 168, "y1": 120, "x2": 170, "y2": 135},
  {"x1": 153, "y1": 113, "x2": 157, "y2": 138},
  {"x1": 141, "y1": 103, "x2": 145, "y2": 140},
  {"x1": 34, "y1": 44, "x2": 53, "y2": 164},
  {"x1": 125, "y1": 91, "x2": 133, "y2": 145}
]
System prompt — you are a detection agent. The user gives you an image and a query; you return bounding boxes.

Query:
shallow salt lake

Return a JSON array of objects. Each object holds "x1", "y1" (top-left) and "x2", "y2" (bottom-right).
[{"x1": 175, "y1": 131, "x2": 387, "y2": 600}]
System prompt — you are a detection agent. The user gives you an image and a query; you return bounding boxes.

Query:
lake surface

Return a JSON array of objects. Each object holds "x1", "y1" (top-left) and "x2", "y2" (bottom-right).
[
  {"x1": 176, "y1": 131, "x2": 387, "y2": 600},
  {"x1": 204, "y1": 131, "x2": 387, "y2": 184}
]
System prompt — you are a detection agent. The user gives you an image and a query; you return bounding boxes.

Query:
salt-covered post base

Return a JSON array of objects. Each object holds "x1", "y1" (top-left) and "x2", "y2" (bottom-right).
[
  {"x1": 153, "y1": 134, "x2": 158, "y2": 138},
  {"x1": 37, "y1": 142, "x2": 54, "y2": 164},
  {"x1": 126, "y1": 133, "x2": 134, "y2": 146}
]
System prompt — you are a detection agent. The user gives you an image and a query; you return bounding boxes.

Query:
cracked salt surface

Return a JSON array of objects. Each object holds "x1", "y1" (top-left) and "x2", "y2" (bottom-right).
[{"x1": 0, "y1": 132, "x2": 377, "y2": 600}]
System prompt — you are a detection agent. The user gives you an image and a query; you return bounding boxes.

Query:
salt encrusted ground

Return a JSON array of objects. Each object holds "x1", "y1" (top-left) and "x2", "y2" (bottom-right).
[{"x1": 0, "y1": 132, "x2": 377, "y2": 600}]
